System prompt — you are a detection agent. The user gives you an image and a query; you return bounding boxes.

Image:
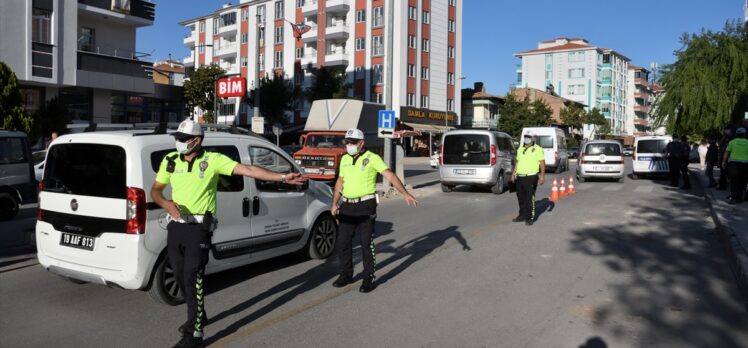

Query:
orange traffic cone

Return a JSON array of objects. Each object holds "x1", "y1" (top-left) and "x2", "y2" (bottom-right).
[
  {"x1": 559, "y1": 178, "x2": 568, "y2": 198},
  {"x1": 549, "y1": 178, "x2": 560, "y2": 201},
  {"x1": 568, "y1": 176, "x2": 577, "y2": 195}
]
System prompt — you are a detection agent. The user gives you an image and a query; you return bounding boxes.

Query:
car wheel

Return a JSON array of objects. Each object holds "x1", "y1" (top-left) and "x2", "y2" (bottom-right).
[
  {"x1": 491, "y1": 173, "x2": 505, "y2": 195},
  {"x1": 441, "y1": 184, "x2": 454, "y2": 192},
  {"x1": 617, "y1": 177, "x2": 623, "y2": 183},
  {"x1": 0, "y1": 193, "x2": 19, "y2": 221},
  {"x1": 632, "y1": 173, "x2": 639, "y2": 180},
  {"x1": 554, "y1": 165, "x2": 561, "y2": 174},
  {"x1": 307, "y1": 214, "x2": 337, "y2": 259},
  {"x1": 577, "y1": 176, "x2": 586, "y2": 183},
  {"x1": 148, "y1": 256, "x2": 184, "y2": 306}
]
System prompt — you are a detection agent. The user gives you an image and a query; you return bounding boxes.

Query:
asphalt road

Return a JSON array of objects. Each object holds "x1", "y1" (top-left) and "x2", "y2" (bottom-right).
[{"x1": 1, "y1": 160, "x2": 747, "y2": 347}]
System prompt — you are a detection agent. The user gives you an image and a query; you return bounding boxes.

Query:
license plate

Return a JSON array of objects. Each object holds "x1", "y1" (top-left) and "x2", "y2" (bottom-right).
[
  {"x1": 592, "y1": 166, "x2": 614, "y2": 172},
  {"x1": 303, "y1": 167, "x2": 320, "y2": 174},
  {"x1": 60, "y1": 233, "x2": 95, "y2": 251},
  {"x1": 453, "y1": 169, "x2": 475, "y2": 175}
]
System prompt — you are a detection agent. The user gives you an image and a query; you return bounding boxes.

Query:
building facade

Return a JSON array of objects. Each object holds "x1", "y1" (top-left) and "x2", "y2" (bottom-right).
[
  {"x1": 461, "y1": 82, "x2": 503, "y2": 128},
  {"x1": 0, "y1": 0, "x2": 182, "y2": 125},
  {"x1": 625, "y1": 65, "x2": 653, "y2": 136},
  {"x1": 153, "y1": 59, "x2": 185, "y2": 86},
  {"x1": 514, "y1": 38, "x2": 630, "y2": 138},
  {"x1": 180, "y1": 0, "x2": 462, "y2": 128}
]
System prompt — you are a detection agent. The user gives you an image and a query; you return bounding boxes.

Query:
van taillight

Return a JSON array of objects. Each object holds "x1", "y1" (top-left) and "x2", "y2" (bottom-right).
[
  {"x1": 37, "y1": 181, "x2": 43, "y2": 221},
  {"x1": 126, "y1": 187, "x2": 146, "y2": 234},
  {"x1": 439, "y1": 145, "x2": 443, "y2": 166},
  {"x1": 579, "y1": 156, "x2": 586, "y2": 164},
  {"x1": 490, "y1": 144, "x2": 497, "y2": 166},
  {"x1": 554, "y1": 151, "x2": 558, "y2": 162}
]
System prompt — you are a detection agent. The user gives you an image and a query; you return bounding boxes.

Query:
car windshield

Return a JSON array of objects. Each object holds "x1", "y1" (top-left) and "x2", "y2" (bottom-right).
[
  {"x1": 637, "y1": 139, "x2": 668, "y2": 153},
  {"x1": 536, "y1": 136, "x2": 554, "y2": 149},
  {"x1": 306, "y1": 135, "x2": 345, "y2": 148},
  {"x1": 585, "y1": 143, "x2": 621, "y2": 156},
  {"x1": 443, "y1": 134, "x2": 490, "y2": 165}
]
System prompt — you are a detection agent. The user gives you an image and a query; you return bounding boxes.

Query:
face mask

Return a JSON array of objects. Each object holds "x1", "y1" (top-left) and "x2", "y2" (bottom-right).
[
  {"x1": 346, "y1": 144, "x2": 360, "y2": 156},
  {"x1": 176, "y1": 139, "x2": 196, "y2": 154},
  {"x1": 523, "y1": 138, "x2": 532, "y2": 145}
]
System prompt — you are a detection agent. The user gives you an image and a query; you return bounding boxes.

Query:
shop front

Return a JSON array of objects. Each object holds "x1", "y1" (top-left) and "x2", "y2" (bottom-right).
[{"x1": 399, "y1": 106, "x2": 458, "y2": 156}]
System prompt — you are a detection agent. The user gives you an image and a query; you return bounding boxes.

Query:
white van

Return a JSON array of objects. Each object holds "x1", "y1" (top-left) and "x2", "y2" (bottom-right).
[
  {"x1": 520, "y1": 127, "x2": 569, "y2": 173},
  {"x1": 632, "y1": 135, "x2": 672, "y2": 179},
  {"x1": 36, "y1": 127, "x2": 336, "y2": 305}
]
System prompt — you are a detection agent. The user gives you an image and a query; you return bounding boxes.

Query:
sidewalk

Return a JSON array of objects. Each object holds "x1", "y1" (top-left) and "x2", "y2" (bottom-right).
[{"x1": 694, "y1": 165, "x2": 748, "y2": 308}]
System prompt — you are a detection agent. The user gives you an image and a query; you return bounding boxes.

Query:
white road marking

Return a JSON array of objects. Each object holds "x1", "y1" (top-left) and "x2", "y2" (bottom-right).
[
  {"x1": 634, "y1": 185, "x2": 654, "y2": 193},
  {"x1": 602, "y1": 185, "x2": 624, "y2": 192}
]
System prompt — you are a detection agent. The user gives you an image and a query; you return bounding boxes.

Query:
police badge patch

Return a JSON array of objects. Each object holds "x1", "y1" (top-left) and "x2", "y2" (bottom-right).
[
  {"x1": 199, "y1": 159, "x2": 209, "y2": 178},
  {"x1": 361, "y1": 158, "x2": 369, "y2": 171}
]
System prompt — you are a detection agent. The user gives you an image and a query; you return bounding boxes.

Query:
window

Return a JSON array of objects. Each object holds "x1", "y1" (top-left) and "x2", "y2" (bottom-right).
[
  {"x1": 356, "y1": 37, "x2": 366, "y2": 51},
  {"x1": 32, "y1": 9, "x2": 51, "y2": 44},
  {"x1": 242, "y1": 8, "x2": 249, "y2": 21},
  {"x1": 220, "y1": 12, "x2": 236, "y2": 27},
  {"x1": 258, "y1": 27, "x2": 265, "y2": 47},
  {"x1": 0, "y1": 137, "x2": 27, "y2": 165},
  {"x1": 568, "y1": 51, "x2": 585, "y2": 62},
  {"x1": 249, "y1": 147, "x2": 293, "y2": 188},
  {"x1": 420, "y1": 95, "x2": 429, "y2": 108},
  {"x1": 408, "y1": 35, "x2": 417, "y2": 49},
  {"x1": 356, "y1": 10, "x2": 366, "y2": 22},
  {"x1": 199, "y1": 21, "x2": 205, "y2": 32},
  {"x1": 275, "y1": 26, "x2": 283, "y2": 44},
  {"x1": 423, "y1": 11, "x2": 430, "y2": 24},
  {"x1": 407, "y1": 93, "x2": 415, "y2": 106},
  {"x1": 79, "y1": 27, "x2": 95, "y2": 51},
  {"x1": 421, "y1": 67, "x2": 429, "y2": 80},
  {"x1": 257, "y1": 5, "x2": 266, "y2": 22},
  {"x1": 448, "y1": 20, "x2": 456, "y2": 32},
  {"x1": 545, "y1": 71, "x2": 552, "y2": 80},
  {"x1": 374, "y1": 93, "x2": 383, "y2": 104},
  {"x1": 408, "y1": 6, "x2": 417, "y2": 20},
  {"x1": 448, "y1": 0, "x2": 456, "y2": 5},
  {"x1": 198, "y1": 45, "x2": 205, "y2": 53},
  {"x1": 447, "y1": 99, "x2": 454, "y2": 111},
  {"x1": 241, "y1": 33, "x2": 248, "y2": 44},
  {"x1": 296, "y1": 0, "x2": 304, "y2": 7},
  {"x1": 295, "y1": 47, "x2": 303, "y2": 59},
  {"x1": 568, "y1": 84, "x2": 585, "y2": 95},
  {"x1": 517, "y1": 72, "x2": 522, "y2": 83},
  {"x1": 448, "y1": 72, "x2": 455, "y2": 85},
  {"x1": 372, "y1": 35, "x2": 384, "y2": 56},
  {"x1": 448, "y1": 46, "x2": 455, "y2": 58},
  {"x1": 241, "y1": 56, "x2": 248, "y2": 67},
  {"x1": 422, "y1": 39, "x2": 430, "y2": 52},
  {"x1": 355, "y1": 66, "x2": 365, "y2": 79},
  {"x1": 274, "y1": 51, "x2": 283, "y2": 68},
  {"x1": 371, "y1": 64, "x2": 383, "y2": 85},
  {"x1": 372, "y1": 6, "x2": 384, "y2": 27},
  {"x1": 274, "y1": 1, "x2": 284, "y2": 19},
  {"x1": 258, "y1": 53, "x2": 265, "y2": 69},
  {"x1": 407, "y1": 64, "x2": 416, "y2": 77},
  {"x1": 568, "y1": 68, "x2": 584, "y2": 78},
  {"x1": 45, "y1": 144, "x2": 126, "y2": 199}
]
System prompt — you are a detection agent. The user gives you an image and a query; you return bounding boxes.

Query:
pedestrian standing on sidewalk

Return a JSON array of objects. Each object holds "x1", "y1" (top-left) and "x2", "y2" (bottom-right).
[
  {"x1": 698, "y1": 140, "x2": 708, "y2": 170},
  {"x1": 151, "y1": 119, "x2": 307, "y2": 348},
  {"x1": 722, "y1": 127, "x2": 748, "y2": 204},
  {"x1": 717, "y1": 127, "x2": 734, "y2": 191},
  {"x1": 679, "y1": 136, "x2": 692, "y2": 189},
  {"x1": 666, "y1": 136, "x2": 682, "y2": 187},
  {"x1": 706, "y1": 137, "x2": 719, "y2": 187},
  {"x1": 330, "y1": 128, "x2": 418, "y2": 293},
  {"x1": 511, "y1": 132, "x2": 546, "y2": 226}
]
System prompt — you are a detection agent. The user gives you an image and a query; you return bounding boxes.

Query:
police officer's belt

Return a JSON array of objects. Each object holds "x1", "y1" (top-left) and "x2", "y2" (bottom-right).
[
  {"x1": 341, "y1": 194, "x2": 377, "y2": 203},
  {"x1": 168, "y1": 214, "x2": 208, "y2": 224},
  {"x1": 516, "y1": 173, "x2": 538, "y2": 177}
]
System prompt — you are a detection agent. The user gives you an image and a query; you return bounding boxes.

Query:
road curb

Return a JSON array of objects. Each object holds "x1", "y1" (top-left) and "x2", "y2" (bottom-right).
[{"x1": 693, "y1": 169, "x2": 748, "y2": 310}]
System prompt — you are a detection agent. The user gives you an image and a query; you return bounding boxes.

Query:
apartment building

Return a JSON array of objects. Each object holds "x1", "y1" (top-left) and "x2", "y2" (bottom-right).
[
  {"x1": 0, "y1": 0, "x2": 183, "y2": 124},
  {"x1": 153, "y1": 59, "x2": 185, "y2": 86},
  {"x1": 461, "y1": 82, "x2": 503, "y2": 129},
  {"x1": 180, "y1": 0, "x2": 462, "y2": 128},
  {"x1": 514, "y1": 38, "x2": 630, "y2": 138},
  {"x1": 625, "y1": 65, "x2": 653, "y2": 136}
]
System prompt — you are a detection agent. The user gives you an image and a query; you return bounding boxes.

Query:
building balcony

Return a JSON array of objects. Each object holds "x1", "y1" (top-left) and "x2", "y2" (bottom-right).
[
  {"x1": 76, "y1": 50, "x2": 153, "y2": 94},
  {"x1": 183, "y1": 55, "x2": 194, "y2": 66},
  {"x1": 78, "y1": 0, "x2": 154, "y2": 27},
  {"x1": 219, "y1": 63, "x2": 240, "y2": 75},
  {"x1": 301, "y1": 0, "x2": 319, "y2": 16},
  {"x1": 634, "y1": 104, "x2": 649, "y2": 113},
  {"x1": 516, "y1": 64, "x2": 522, "y2": 72},
  {"x1": 600, "y1": 95, "x2": 611, "y2": 101},
  {"x1": 215, "y1": 44, "x2": 238, "y2": 58},
  {"x1": 634, "y1": 118, "x2": 649, "y2": 127},
  {"x1": 218, "y1": 22, "x2": 238, "y2": 37},
  {"x1": 301, "y1": 52, "x2": 317, "y2": 67},
  {"x1": 302, "y1": 24, "x2": 319, "y2": 43},
  {"x1": 634, "y1": 78, "x2": 648, "y2": 87},
  {"x1": 183, "y1": 33, "x2": 196, "y2": 47},
  {"x1": 326, "y1": 0, "x2": 350, "y2": 13},
  {"x1": 326, "y1": 22, "x2": 350, "y2": 40},
  {"x1": 324, "y1": 49, "x2": 348, "y2": 66}
]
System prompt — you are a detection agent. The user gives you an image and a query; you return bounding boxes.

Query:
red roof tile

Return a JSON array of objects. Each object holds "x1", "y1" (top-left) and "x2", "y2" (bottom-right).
[{"x1": 516, "y1": 43, "x2": 591, "y2": 55}]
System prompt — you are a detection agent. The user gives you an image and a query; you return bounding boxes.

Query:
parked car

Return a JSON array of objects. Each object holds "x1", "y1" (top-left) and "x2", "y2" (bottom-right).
[
  {"x1": 520, "y1": 127, "x2": 569, "y2": 173},
  {"x1": 577, "y1": 140, "x2": 625, "y2": 182},
  {"x1": 36, "y1": 127, "x2": 336, "y2": 305},
  {"x1": 568, "y1": 146, "x2": 580, "y2": 159},
  {"x1": 632, "y1": 135, "x2": 672, "y2": 179},
  {"x1": 0, "y1": 131, "x2": 36, "y2": 220},
  {"x1": 439, "y1": 129, "x2": 515, "y2": 194},
  {"x1": 33, "y1": 150, "x2": 46, "y2": 182},
  {"x1": 623, "y1": 146, "x2": 634, "y2": 157},
  {"x1": 429, "y1": 151, "x2": 440, "y2": 168}
]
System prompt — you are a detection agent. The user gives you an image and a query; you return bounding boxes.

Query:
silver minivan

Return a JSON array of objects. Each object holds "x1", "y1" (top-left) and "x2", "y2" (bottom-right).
[
  {"x1": 439, "y1": 129, "x2": 515, "y2": 194},
  {"x1": 0, "y1": 131, "x2": 36, "y2": 220}
]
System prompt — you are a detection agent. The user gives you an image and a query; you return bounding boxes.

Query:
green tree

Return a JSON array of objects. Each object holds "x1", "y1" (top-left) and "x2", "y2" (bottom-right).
[
  {"x1": 498, "y1": 93, "x2": 552, "y2": 138},
  {"x1": 560, "y1": 102, "x2": 585, "y2": 130},
  {"x1": 304, "y1": 66, "x2": 351, "y2": 102},
  {"x1": 0, "y1": 61, "x2": 32, "y2": 134},
  {"x1": 584, "y1": 107, "x2": 609, "y2": 138},
  {"x1": 655, "y1": 21, "x2": 748, "y2": 134},
  {"x1": 183, "y1": 64, "x2": 225, "y2": 123},
  {"x1": 258, "y1": 73, "x2": 296, "y2": 125}
]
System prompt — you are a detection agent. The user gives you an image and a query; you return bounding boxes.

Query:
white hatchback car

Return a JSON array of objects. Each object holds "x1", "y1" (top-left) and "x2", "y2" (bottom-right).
[
  {"x1": 577, "y1": 140, "x2": 625, "y2": 182},
  {"x1": 36, "y1": 127, "x2": 336, "y2": 305}
]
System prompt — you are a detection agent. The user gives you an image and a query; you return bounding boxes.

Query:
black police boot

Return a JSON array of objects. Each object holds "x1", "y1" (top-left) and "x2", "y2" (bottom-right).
[
  {"x1": 359, "y1": 277, "x2": 375, "y2": 293},
  {"x1": 172, "y1": 335, "x2": 203, "y2": 348},
  {"x1": 525, "y1": 219, "x2": 534, "y2": 226},
  {"x1": 332, "y1": 275, "x2": 352, "y2": 288},
  {"x1": 512, "y1": 216, "x2": 525, "y2": 223},
  {"x1": 178, "y1": 313, "x2": 208, "y2": 335}
]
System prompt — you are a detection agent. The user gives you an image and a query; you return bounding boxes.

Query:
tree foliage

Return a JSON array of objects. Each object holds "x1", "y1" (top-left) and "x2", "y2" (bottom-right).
[
  {"x1": 498, "y1": 93, "x2": 553, "y2": 138},
  {"x1": 584, "y1": 107, "x2": 610, "y2": 138},
  {"x1": 655, "y1": 21, "x2": 748, "y2": 134},
  {"x1": 0, "y1": 61, "x2": 33, "y2": 134},
  {"x1": 258, "y1": 73, "x2": 297, "y2": 125},
  {"x1": 560, "y1": 102, "x2": 585, "y2": 130},
  {"x1": 304, "y1": 66, "x2": 351, "y2": 102},
  {"x1": 183, "y1": 64, "x2": 225, "y2": 123}
]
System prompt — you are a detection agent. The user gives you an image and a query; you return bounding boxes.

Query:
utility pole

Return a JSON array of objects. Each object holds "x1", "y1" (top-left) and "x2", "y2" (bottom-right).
[
  {"x1": 383, "y1": 0, "x2": 398, "y2": 193},
  {"x1": 253, "y1": 11, "x2": 264, "y2": 132}
]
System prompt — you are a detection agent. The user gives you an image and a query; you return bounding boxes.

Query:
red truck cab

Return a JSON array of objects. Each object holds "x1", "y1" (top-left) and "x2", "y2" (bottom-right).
[{"x1": 293, "y1": 132, "x2": 347, "y2": 181}]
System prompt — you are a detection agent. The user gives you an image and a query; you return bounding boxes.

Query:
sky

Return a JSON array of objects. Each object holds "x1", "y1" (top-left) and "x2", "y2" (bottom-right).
[{"x1": 137, "y1": 0, "x2": 747, "y2": 96}]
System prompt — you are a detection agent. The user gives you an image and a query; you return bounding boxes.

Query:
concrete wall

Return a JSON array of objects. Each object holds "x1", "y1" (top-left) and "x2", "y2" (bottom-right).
[{"x1": 0, "y1": 0, "x2": 31, "y2": 80}]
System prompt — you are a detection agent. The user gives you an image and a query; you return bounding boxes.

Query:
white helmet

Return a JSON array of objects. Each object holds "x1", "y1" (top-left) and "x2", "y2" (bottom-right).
[
  {"x1": 345, "y1": 128, "x2": 365, "y2": 140},
  {"x1": 173, "y1": 119, "x2": 204, "y2": 139}
]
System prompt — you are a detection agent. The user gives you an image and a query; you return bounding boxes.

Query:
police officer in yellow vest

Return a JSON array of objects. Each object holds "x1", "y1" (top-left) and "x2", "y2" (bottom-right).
[
  {"x1": 151, "y1": 119, "x2": 306, "y2": 348},
  {"x1": 511, "y1": 132, "x2": 546, "y2": 226},
  {"x1": 331, "y1": 128, "x2": 418, "y2": 293}
]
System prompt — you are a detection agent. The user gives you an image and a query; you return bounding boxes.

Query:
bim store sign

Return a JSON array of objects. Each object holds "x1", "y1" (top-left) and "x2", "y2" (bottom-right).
[
  {"x1": 217, "y1": 77, "x2": 246, "y2": 98},
  {"x1": 400, "y1": 107, "x2": 458, "y2": 126}
]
